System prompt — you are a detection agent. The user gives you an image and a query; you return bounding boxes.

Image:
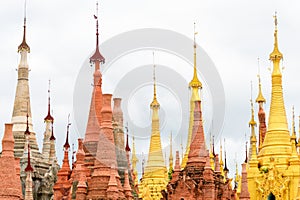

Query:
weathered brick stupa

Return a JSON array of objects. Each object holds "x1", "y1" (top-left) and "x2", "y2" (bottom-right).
[
  {"x1": 10, "y1": 5, "x2": 59, "y2": 199},
  {"x1": 163, "y1": 29, "x2": 235, "y2": 200}
]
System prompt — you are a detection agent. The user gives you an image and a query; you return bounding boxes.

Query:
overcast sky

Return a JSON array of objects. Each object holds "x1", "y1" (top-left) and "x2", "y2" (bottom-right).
[{"x1": 0, "y1": 0, "x2": 300, "y2": 179}]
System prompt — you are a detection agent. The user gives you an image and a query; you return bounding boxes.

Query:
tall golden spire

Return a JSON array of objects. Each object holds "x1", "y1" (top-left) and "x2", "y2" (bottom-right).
[
  {"x1": 258, "y1": 13, "x2": 291, "y2": 167},
  {"x1": 150, "y1": 52, "x2": 160, "y2": 108},
  {"x1": 266, "y1": 13, "x2": 288, "y2": 132},
  {"x1": 290, "y1": 106, "x2": 299, "y2": 160},
  {"x1": 269, "y1": 13, "x2": 283, "y2": 66},
  {"x1": 189, "y1": 23, "x2": 202, "y2": 89},
  {"x1": 219, "y1": 139, "x2": 225, "y2": 177},
  {"x1": 249, "y1": 98, "x2": 258, "y2": 162},
  {"x1": 249, "y1": 99, "x2": 257, "y2": 129},
  {"x1": 292, "y1": 106, "x2": 296, "y2": 137},
  {"x1": 182, "y1": 23, "x2": 202, "y2": 168},
  {"x1": 131, "y1": 135, "x2": 138, "y2": 186},
  {"x1": 139, "y1": 52, "x2": 167, "y2": 199},
  {"x1": 168, "y1": 132, "x2": 173, "y2": 178}
]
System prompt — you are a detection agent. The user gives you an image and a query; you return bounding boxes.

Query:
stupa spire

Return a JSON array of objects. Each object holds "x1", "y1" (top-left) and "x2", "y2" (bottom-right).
[
  {"x1": 12, "y1": 0, "x2": 39, "y2": 158},
  {"x1": 256, "y1": 59, "x2": 267, "y2": 151},
  {"x1": 169, "y1": 132, "x2": 173, "y2": 174},
  {"x1": 182, "y1": 23, "x2": 202, "y2": 168},
  {"x1": 113, "y1": 98, "x2": 126, "y2": 177},
  {"x1": 139, "y1": 53, "x2": 167, "y2": 199},
  {"x1": 50, "y1": 121, "x2": 55, "y2": 140},
  {"x1": 290, "y1": 106, "x2": 299, "y2": 160},
  {"x1": 223, "y1": 139, "x2": 229, "y2": 178},
  {"x1": 131, "y1": 135, "x2": 139, "y2": 186},
  {"x1": 248, "y1": 97, "x2": 258, "y2": 161},
  {"x1": 189, "y1": 22, "x2": 202, "y2": 89},
  {"x1": 49, "y1": 123, "x2": 56, "y2": 163},
  {"x1": 292, "y1": 106, "x2": 296, "y2": 137},
  {"x1": 64, "y1": 115, "x2": 71, "y2": 150},
  {"x1": 24, "y1": 143, "x2": 33, "y2": 200},
  {"x1": 239, "y1": 162, "x2": 250, "y2": 200},
  {"x1": 123, "y1": 170, "x2": 133, "y2": 199},
  {"x1": 187, "y1": 100, "x2": 207, "y2": 168},
  {"x1": 150, "y1": 52, "x2": 159, "y2": 108},
  {"x1": 25, "y1": 143, "x2": 33, "y2": 172},
  {"x1": 125, "y1": 127, "x2": 131, "y2": 152},
  {"x1": 25, "y1": 110, "x2": 30, "y2": 136},
  {"x1": 42, "y1": 81, "x2": 54, "y2": 160},
  {"x1": 258, "y1": 13, "x2": 291, "y2": 167},
  {"x1": 219, "y1": 139, "x2": 225, "y2": 177},
  {"x1": 256, "y1": 58, "x2": 266, "y2": 104},
  {"x1": 23, "y1": 107, "x2": 30, "y2": 155},
  {"x1": 249, "y1": 99, "x2": 257, "y2": 129},
  {"x1": 209, "y1": 134, "x2": 215, "y2": 170},
  {"x1": 53, "y1": 120, "x2": 72, "y2": 198},
  {"x1": 146, "y1": 53, "x2": 164, "y2": 168},
  {"x1": 125, "y1": 125, "x2": 131, "y2": 171},
  {"x1": 249, "y1": 101, "x2": 258, "y2": 164},
  {"x1": 90, "y1": 1, "x2": 105, "y2": 67},
  {"x1": 18, "y1": 0, "x2": 30, "y2": 53},
  {"x1": 44, "y1": 80, "x2": 54, "y2": 122},
  {"x1": 269, "y1": 13, "x2": 283, "y2": 65},
  {"x1": 84, "y1": 3, "x2": 104, "y2": 164}
]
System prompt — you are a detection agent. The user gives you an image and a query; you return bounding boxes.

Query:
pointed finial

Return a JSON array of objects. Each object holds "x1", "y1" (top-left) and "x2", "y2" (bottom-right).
[
  {"x1": 64, "y1": 114, "x2": 71, "y2": 150},
  {"x1": 212, "y1": 135, "x2": 215, "y2": 156},
  {"x1": 25, "y1": 143, "x2": 33, "y2": 172},
  {"x1": 90, "y1": 1, "x2": 105, "y2": 64},
  {"x1": 256, "y1": 58, "x2": 266, "y2": 103},
  {"x1": 142, "y1": 152, "x2": 145, "y2": 175},
  {"x1": 18, "y1": 0, "x2": 30, "y2": 53},
  {"x1": 249, "y1": 83, "x2": 257, "y2": 127},
  {"x1": 193, "y1": 22, "x2": 197, "y2": 49},
  {"x1": 220, "y1": 137, "x2": 223, "y2": 160},
  {"x1": 224, "y1": 151, "x2": 229, "y2": 172},
  {"x1": 150, "y1": 52, "x2": 160, "y2": 108},
  {"x1": 44, "y1": 80, "x2": 54, "y2": 122},
  {"x1": 274, "y1": 11, "x2": 278, "y2": 30},
  {"x1": 153, "y1": 51, "x2": 156, "y2": 98},
  {"x1": 245, "y1": 140, "x2": 248, "y2": 163},
  {"x1": 72, "y1": 143, "x2": 76, "y2": 169},
  {"x1": 125, "y1": 123, "x2": 131, "y2": 152},
  {"x1": 50, "y1": 122, "x2": 56, "y2": 140},
  {"x1": 249, "y1": 100, "x2": 257, "y2": 126},
  {"x1": 180, "y1": 136, "x2": 183, "y2": 159},
  {"x1": 269, "y1": 12, "x2": 283, "y2": 63},
  {"x1": 25, "y1": 102, "x2": 30, "y2": 135},
  {"x1": 169, "y1": 131, "x2": 173, "y2": 166},
  {"x1": 224, "y1": 138, "x2": 229, "y2": 172},
  {"x1": 292, "y1": 106, "x2": 296, "y2": 137},
  {"x1": 235, "y1": 155, "x2": 238, "y2": 174},
  {"x1": 189, "y1": 22, "x2": 202, "y2": 89}
]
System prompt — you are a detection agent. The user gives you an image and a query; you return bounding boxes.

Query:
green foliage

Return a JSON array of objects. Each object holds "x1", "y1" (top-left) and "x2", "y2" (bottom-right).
[
  {"x1": 71, "y1": 181, "x2": 78, "y2": 199},
  {"x1": 168, "y1": 168, "x2": 174, "y2": 181}
]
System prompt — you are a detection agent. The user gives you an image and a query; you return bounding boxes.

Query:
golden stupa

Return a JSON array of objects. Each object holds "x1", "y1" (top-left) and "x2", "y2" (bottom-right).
[
  {"x1": 247, "y1": 14, "x2": 300, "y2": 200},
  {"x1": 138, "y1": 57, "x2": 168, "y2": 200}
]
